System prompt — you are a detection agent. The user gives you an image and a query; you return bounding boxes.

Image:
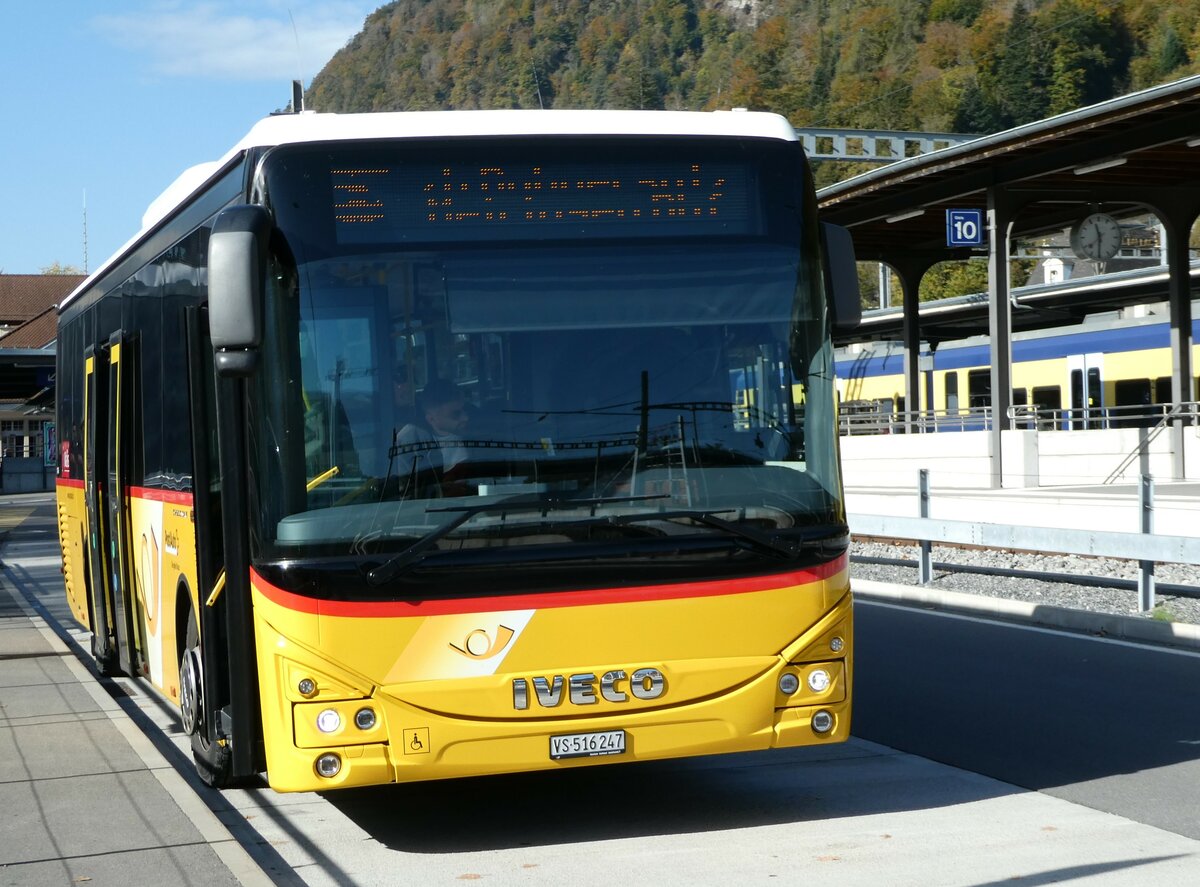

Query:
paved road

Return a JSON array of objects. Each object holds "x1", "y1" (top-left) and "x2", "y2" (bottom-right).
[
  {"x1": 5, "y1": 492, "x2": 1200, "y2": 885},
  {"x1": 854, "y1": 597, "x2": 1200, "y2": 842}
]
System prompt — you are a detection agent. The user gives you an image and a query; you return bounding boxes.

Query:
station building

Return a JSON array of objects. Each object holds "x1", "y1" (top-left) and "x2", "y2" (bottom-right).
[{"x1": 0, "y1": 273, "x2": 80, "y2": 491}]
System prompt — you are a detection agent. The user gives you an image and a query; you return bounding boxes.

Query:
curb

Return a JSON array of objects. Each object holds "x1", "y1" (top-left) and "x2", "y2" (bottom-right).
[{"x1": 853, "y1": 578, "x2": 1200, "y2": 653}]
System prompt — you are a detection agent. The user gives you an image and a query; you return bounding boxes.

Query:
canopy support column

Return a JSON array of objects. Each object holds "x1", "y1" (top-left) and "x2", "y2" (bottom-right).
[{"x1": 987, "y1": 187, "x2": 1016, "y2": 489}]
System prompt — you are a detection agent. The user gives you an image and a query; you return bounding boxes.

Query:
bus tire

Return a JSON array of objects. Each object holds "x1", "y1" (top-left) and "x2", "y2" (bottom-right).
[{"x1": 181, "y1": 609, "x2": 234, "y2": 787}]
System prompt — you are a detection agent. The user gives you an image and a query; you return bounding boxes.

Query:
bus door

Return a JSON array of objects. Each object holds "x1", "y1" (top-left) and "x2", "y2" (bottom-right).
[
  {"x1": 184, "y1": 305, "x2": 228, "y2": 738},
  {"x1": 83, "y1": 346, "x2": 117, "y2": 671},
  {"x1": 1068, "y1": 353, "x2": 1105, "y2": 430},
  {"x1": 104, "y1": 332, "x2": 145, "y2": 677}
]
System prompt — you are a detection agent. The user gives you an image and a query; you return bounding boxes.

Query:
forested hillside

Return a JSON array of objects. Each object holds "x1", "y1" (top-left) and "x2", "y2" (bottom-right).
[{"x1": 307, "y1": 0, "x2": 1197, "y2": 137}]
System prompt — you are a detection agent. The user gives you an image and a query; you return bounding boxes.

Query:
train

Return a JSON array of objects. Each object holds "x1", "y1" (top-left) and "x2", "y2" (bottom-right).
[{"x1": 834, "y1": 303, "x2": 1200, "y2": 432}]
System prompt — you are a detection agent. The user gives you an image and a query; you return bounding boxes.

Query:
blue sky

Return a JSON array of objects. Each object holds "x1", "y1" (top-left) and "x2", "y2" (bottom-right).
[{"x1": 0, "y1": 1, "x2": 382, "y2": 274}]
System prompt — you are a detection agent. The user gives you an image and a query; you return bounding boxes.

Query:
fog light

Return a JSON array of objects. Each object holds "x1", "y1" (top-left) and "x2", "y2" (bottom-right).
[
  {"x1": 354, "y1": 707, "x2": 377, "y2": 730},
  {"x1": 812, "y1": 710, "x2": 835, "y2": 734},
  {"x1": 315, "y1": 753, "x2": 342, "y2": 778},
  {"x1": 778, "y1": 673, "x2": 800, "y2": 695},
  {"x1": 316, "y1": 708, "x2": 342, "y2": 734},
  {"x1": 830, "y1": 637, "x2": 845, "y2": 653},
  {"x1": 297, "y1": 678, "x2": 317, "y2": 698},
  {"x1": 807, "y1": 669, "x2": 832, "y2": 693}
]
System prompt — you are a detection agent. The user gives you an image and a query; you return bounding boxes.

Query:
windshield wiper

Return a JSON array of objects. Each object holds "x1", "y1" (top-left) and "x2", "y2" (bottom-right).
[
  {"x1": 365, "y1": 494, "x2": 667, "y2": 585},
  {"x1": 604, "y1": 509, "x2": 841, "y2": 560}
]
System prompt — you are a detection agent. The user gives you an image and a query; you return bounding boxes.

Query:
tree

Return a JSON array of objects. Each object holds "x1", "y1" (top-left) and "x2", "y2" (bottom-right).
[
  {"x1": 993, "y1": 3, "x2": 1048, "y2": 127},
  {"x1": 41, "y1": 262, "x2": 83, "y2": 275},
  {"x1": 1041, "y1": 0, "x2": 1133, "y2": 116}
]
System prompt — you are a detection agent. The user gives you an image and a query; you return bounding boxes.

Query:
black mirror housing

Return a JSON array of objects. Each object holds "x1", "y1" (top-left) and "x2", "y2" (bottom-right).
[
  {"x1": 209, "y1": 205, "x2": 271, "y2": 376},
  {"x1": 821, "y1": 222, "x2": 861, "y2": 334}
]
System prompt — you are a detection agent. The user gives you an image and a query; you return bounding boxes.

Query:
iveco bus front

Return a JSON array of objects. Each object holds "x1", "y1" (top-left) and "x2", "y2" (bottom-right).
[{"x1": 59, "y1": 110, "x2": 860, "y2": 792}]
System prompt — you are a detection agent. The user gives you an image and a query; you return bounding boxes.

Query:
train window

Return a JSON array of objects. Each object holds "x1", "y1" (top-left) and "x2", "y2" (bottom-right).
[
  {"x1": 1086, "y1": 368, "x2": 1102, "y2": 408},
  {"x1": 967, "y1": 369, "x2": 990, "y2": 409},
  {"x1": 1086, "y1": 367, "x2": 1104, "y2": 429},
  {"x1": 1010, "y1": 387, "x2": 1028, "y2": 428},
  {"x1": 945, "y1": 372, "x2": 959, "y2": 415},
  {"x1": 1032, "y1": 386, "x2": 1061, "y2": 410},
  {"x1": 1114, "y1": 378, "x2": 1152, "y2": 428},
  {"x1": 1032, "y1": 385, "x2": 1061, "y2": 431},
  {"x1": 1154, "y1": 377, "x2": 1171, "y2": 404}
]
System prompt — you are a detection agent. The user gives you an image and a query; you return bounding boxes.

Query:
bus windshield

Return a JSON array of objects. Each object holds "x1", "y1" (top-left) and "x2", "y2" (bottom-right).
[{"x1": 247, "y1": 136, "x2": 845, "y2": 588}]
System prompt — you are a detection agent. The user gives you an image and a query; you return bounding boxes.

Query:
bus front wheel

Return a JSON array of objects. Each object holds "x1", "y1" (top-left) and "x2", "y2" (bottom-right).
[{"x1": 180, "y1": 609, "x2": 234, "y2": 787}]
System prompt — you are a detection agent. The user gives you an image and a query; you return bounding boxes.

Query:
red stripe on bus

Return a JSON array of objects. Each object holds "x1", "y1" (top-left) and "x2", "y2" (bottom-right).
[
  {"x1": 128, "y1": 486, "x2": 194, "y2": 505},
  {"x1": 251, "y1": 553, "x2": 848, "y2": 618},
  {"x1": 54, "y1": 478, "x2": 194, "y2": 505}
]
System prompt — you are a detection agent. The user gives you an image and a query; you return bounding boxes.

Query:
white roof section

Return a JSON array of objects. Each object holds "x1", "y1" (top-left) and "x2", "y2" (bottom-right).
[
  {"x1": 229, "y1": 108, "x2": 797, "y2": 148},
  {"x1": 63, "y1": 109, "x2": 797, "y2": 310}
]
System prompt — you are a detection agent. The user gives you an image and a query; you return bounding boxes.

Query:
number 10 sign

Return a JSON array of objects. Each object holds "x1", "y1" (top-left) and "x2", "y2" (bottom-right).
[{"x1": 946, "y1": 209, "x2": 984, "y2": 247}]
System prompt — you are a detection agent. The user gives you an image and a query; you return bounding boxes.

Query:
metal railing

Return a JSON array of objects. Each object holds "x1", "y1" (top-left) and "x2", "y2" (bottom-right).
[
  {"x1": 849, "y1": 471, "x2": 1197, "y2": 611},
  {"x1": 1008, "y1": 401, "x2": 1200, "y2": 431},
  {"x1": 839, "y1": 404, "x2": 993, "y2": 435},
  {"x1": 839, "y1": 402, "x2": 1200, "y2": 436}
]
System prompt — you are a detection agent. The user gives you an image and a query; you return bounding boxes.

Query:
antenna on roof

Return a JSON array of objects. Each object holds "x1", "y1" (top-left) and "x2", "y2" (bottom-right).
[
  {"x1": 289, "y1": 9, "x2": 305, "y2": 113},
  {"x1": 82, "y1": 189, "x2": 88, "y2": 274}
]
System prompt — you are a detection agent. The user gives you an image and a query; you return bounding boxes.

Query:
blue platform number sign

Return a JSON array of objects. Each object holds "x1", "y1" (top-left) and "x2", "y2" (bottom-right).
[{"x1": 946, "y1": 209, "x2": 984, "y2": 247}]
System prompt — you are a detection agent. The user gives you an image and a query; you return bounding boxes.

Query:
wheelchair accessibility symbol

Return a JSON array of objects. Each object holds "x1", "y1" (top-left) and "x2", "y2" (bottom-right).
[{"x1": 403, "y1": 727, "x2": 430, "y2": 755}]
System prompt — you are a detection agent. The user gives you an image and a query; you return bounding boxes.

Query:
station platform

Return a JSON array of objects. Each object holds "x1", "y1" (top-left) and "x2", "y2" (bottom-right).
[{"x1": 0, "y1": 505, "x2": 271, "y2": 886}]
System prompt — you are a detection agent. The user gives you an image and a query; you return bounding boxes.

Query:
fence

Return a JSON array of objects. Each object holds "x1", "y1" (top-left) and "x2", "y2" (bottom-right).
[
  {"x1": 848, "y1": 470, "x2": 1200, "y2": 611},
  {"x1": 838, "y1": 402, "x2": 1200, "y2": 436}
]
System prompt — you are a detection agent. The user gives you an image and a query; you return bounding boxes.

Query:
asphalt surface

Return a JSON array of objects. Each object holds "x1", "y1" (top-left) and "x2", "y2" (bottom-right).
[{"x1": 853, "y1": 595, "x2": 1200, "y2": 842}]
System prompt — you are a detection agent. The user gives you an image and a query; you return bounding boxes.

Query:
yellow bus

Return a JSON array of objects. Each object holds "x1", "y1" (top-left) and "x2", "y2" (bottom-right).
[{"x1": 56, "y1": 109, "x2": 860, "y2": 791}]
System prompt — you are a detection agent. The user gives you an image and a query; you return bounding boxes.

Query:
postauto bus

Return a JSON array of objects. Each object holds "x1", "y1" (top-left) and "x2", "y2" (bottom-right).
[{"x1": 55, "y1": 109, "x2": 860, "y2": 791}]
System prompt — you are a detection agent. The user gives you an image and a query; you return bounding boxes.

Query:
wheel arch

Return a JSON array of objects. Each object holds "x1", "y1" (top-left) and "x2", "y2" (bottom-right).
[{"x1": 175, "y1": 576, "x2": 195, "y2": 666}]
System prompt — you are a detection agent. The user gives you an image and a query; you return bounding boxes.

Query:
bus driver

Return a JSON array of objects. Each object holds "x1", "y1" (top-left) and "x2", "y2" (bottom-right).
[{"x1": 394, "y1": 379, "x2": 470, "y2": 491}]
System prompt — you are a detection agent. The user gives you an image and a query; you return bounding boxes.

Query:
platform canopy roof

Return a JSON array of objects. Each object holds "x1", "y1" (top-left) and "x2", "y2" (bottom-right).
[{"x1": 818, "y1": 74, "x2": 1200, "y2": 344}]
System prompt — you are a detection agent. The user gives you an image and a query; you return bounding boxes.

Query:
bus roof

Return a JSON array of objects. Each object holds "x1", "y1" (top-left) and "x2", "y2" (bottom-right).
[{"x1": 63, "y1": 109, "x2": 797, "y2": 311}]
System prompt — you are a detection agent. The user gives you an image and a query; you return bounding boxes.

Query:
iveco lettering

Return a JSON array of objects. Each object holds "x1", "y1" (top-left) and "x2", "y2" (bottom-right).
[{"x1": 512, "y1": 668, "x2": 666, "y2": 709}]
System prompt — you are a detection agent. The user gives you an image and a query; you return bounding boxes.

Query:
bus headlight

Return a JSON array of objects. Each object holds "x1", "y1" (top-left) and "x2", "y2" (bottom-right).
[
  {"x1": 315, "y1": 753, "x2": 342, "y2": 778},
  {"x1": 807, "y1": 669, "x2": 832, "y2": 693},
  {"x1": 778, "y1": 673, "x2": 800, "y2": 695},
  {"x1": 316, "y1": 709, "x2": 342, "y2": 734}
]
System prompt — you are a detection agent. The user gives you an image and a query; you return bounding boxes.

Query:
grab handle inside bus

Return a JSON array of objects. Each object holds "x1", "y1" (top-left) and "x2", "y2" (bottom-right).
[{"x1": 209, "y1": 205, "x2": 271, "y2": 376}]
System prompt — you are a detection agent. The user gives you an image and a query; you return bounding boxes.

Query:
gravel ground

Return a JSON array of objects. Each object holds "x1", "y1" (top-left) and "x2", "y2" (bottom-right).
[{"x1": 851, "y1": 540, "x2": 1200, "y2": 626}]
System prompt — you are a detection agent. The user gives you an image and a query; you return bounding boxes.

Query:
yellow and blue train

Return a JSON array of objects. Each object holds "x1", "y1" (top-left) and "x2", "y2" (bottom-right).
[{"x1": 834, "y1": 308, "x2": 1200, "y2": 429}]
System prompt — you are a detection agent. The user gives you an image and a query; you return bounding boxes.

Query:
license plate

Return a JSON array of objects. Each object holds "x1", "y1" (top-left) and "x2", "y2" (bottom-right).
[{"x1": 549, "y1": 729, "x2": 626, "y2": 760}]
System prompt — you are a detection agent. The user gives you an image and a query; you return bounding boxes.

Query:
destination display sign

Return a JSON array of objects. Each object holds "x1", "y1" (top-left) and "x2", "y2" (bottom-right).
[{"x1": 331, "y1": 159, "x2": 756, "y2": 243}]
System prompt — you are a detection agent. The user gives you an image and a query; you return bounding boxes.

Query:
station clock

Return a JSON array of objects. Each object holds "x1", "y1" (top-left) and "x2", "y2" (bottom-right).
[{"x1": 1069, "y1": 212, "x2": 1122, "y2": 260}]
